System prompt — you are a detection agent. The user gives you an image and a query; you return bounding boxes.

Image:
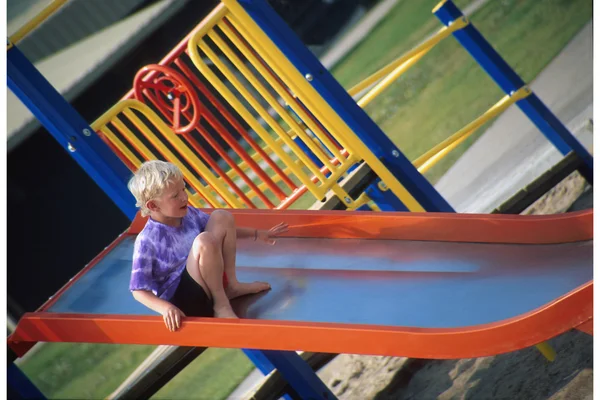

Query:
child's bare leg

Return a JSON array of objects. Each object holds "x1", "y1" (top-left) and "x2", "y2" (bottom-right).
[
  {"x1": 186, "y1": 232, "x2": 236, "y2": 318},
  {"x1": 205, "y1": 210, "x2": 270, "y2": 299}
]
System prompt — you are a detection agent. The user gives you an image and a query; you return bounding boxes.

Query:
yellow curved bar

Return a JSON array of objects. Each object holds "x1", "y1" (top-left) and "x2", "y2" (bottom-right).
[
  {"x1": 187, "y1": 33, "x2": 324, "y2": 199},
  {"x1": 414, "y1": 86, "x2": 532, "y2": 171},
  {"x1": 9, "y1": 0, "x2": 68, "y2": 44},
  {"x1": 208, "y1": 29, "x2": 337, "y2": 173},
  {"x1": 348, "y1": 17, "x2": 468, "y2": 97},
  {"x1": 218, "y1": 20, "x2": 345, "y2": 160},
  {"x1": 221, "y1": 2, "x2": 425, "y2": 212}
]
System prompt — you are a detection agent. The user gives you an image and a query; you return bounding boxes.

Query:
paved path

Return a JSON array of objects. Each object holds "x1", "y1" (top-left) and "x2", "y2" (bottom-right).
[{"x1": 435, "y1": 22, "x2": 593, "y2": 213}]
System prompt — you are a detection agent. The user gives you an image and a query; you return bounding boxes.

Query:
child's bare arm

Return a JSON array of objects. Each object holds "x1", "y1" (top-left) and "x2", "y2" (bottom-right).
[
  {"x1": 132, "y1": 290, "x2": 185, "y2": 331},
  {"x1": 237, "y1": 222, "x2": 289, "y2": 243}
]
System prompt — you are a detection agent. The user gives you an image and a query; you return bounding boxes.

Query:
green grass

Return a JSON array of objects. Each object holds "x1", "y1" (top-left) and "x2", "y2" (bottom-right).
[
  {"x1": 153, "y1": 348, "x2": 254, "y2": 400},
  {"x1": 19, "y1": 343, "x2": 253, "y2": 400},
  {"x1": 18, "y1": 0, "x2": 592, "y2": 398},
  {"x1": 332, "y1": 0, "x2": 592, "y2": 183},
  {"x1": 332, "y1": 0, "x2": 473, "y2": 89},
  {"x1": 19, "y1": 343, "x2": 155, "y2": 399}
]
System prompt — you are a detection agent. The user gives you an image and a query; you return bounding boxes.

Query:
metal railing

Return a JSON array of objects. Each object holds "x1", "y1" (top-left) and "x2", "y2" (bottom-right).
[{"x1": 92, "y1": 1, "x2": 430, "y2": 212}]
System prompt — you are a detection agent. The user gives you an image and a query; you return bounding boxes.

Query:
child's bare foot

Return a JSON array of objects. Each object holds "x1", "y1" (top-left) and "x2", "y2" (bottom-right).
[
  {"x1": 226, "y1": 281, "x2": 271, "y2": 299},
  {"x1": 214, "y1": 304, "x2": 238, "y2": 318}
]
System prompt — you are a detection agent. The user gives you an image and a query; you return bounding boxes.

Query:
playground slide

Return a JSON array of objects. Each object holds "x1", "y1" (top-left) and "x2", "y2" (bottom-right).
[{"x1": 8, "y1": 209, "x2": 592, "y2": 360}]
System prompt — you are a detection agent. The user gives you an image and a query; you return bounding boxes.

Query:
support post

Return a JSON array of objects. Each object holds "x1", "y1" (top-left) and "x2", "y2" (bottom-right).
[
  {"x1": 261, "y1": 350, "x2": 337, "y2": 400},
  {"x1": 365, "y1": 180, "x2": 409, "y2": 212},
  {"x1": 7, "y1": 43, "x2": 138, "y2": 219},
  {"x1": 7, "y1": 363, "x2": 46, "y2": 400},
  {"x1": 433, "y1": 0, "x2": 593, "y2": 184}
]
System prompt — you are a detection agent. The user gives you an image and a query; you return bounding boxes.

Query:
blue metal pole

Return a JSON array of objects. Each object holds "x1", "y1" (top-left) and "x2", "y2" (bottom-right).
[
  {"x1": 237, "y1": 0, "x2": 454, "y2": 212},
  {"x1": 7, "y1": 43, "x2": 138, "y2": 219},
  {"x1": 242, "y1": 350, "x2": 294, "y2": 400},
  {"x1": 433, "y1": 0, "x2": 593, "y2": 184},
  {"x1": 261, "y1": 350, "x2": 337, "y2": 399},
  {"x1": 7, "y1": 364, "x2": 46, "y2": 399},
  {"x1": 365, "y1": 180, "x2": 409, "y2": 212}
]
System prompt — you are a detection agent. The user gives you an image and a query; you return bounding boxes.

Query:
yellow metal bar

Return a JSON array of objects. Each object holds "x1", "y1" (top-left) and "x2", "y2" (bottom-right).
[
  {"x1": 414, "y1": 86, "x2": 532, "y2": 172},
  {"x1": 99, "y1": 125, "x2": 143, "y2": 169},
  {"x1": 187, "y1": 38, "x2": 324, "y2": 199},
  {"x1": 368, "y1": 201, "x2": 382, "y2": 212},
  {"x1": 198, "y1": 41, "x2": 329, "y2": 183},
  {"x1": 225, "y1": 13, "x2": 357, "y2": 154},
  {"x1": 107, "y1": 116, "x2": 210, "y2": 208},
  {"x1": 9, "y1": 0, "x2": 68, "y2": 44},
  {"x1": 122, "y1": 104, "x2": 244, "y2": 208},
  {"x1": 331, "y1": 182, "x2": 379, "y2": 211},
  {"x1": 223, "y1": 4, "x2": 425, "y2": 212},
  {"x1": 97, "y1": 117, "x2": 208, "y2": 209},
  {"x1": 219, "y1": 19, "x2": 345, "y2": 160},
  {"x1": 108, "y1": 117, "x2": 161, "y2": 164},
  {"x1": 535, "y1": 342, "x2": 556, "y2": 362},
  {"x1": 187, "y1": 193, "x2": 206, "y2": 209},
  {"x1": 347, "y1": 17, "x2": 469, "y2": 97},
  {"x1": 208, "y1": 29, "x2": 337, "y2": 173},
  {"x1": 417, "y1": 129, "x2": 470, "y2": 174},
  {"x1": 189, "y1": 5, "x2": 228, "y2": 37},
  {"x1": 331, "y1": 185, "x2": 355, "y2": 209},
  {"x1": 213, "y1": 27, "x2": 339, "y2": 169},
  {"x1": 248, "y1": 152, "x2": 358, "y2": 201},
  {"x1": 357, "y1": 48, "x2": 428, "y2": 108},
  {"x1": 351, "y1": 192, "x2": 373, "y2": 210},
  {"x1": 94, "y1": 102, "x2": 226, "y2": 208}
]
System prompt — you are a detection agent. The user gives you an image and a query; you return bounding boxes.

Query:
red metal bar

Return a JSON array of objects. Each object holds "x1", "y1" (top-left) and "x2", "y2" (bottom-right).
[
  {"x1": 174, "y1": 58, "x2": 296, "y2": 192},
  {"x1": 133, "y1": 65, "x2": 272, "y2": 206},
  {"x1": 120, "y1": 4, "x2": 227, "y2": 102},
  {"x1": 188, "y1": 123, "x2": 269, "y2": 208},
  {"x1": 141, "y1": 88, "x2": 258, "y2": 208},
  {"x1": 115, "y1": 5, "x2": 296, "y2": 198}
]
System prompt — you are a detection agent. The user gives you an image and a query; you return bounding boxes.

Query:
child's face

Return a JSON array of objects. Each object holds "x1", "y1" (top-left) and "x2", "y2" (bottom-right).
[{"x1": 148, "y1": 179, "x2": 188, "y2": 219}]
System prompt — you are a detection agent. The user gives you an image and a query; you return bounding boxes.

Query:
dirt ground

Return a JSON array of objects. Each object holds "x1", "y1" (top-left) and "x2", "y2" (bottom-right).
[{"x1": 317, "y1": 172, "x2": 593, "y2": 400}]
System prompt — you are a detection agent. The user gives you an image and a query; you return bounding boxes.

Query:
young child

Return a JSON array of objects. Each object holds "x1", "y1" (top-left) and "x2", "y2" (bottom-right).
[{"x1": 128, "y1": 160, "x2": 288, "y2": 331}]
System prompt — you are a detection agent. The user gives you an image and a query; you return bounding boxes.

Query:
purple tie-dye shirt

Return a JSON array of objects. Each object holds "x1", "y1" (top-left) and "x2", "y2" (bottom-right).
[{"x1": 130, "y1": 206, "x2": 210, "y2": 300}]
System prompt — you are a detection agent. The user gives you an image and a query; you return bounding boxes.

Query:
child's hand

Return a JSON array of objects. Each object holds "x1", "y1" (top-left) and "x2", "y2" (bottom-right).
[
  {"x1": 258, "y1": 222, "x2": 289, "y2": 245},
  {"x1": 162, "y1": 304, "x2": 186, "y2": 332}
]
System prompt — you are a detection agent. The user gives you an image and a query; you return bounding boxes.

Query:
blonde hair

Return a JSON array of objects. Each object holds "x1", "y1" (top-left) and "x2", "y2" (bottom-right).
[{"x1": 128, "y1": 160, "x2": 184, "y2": 216}]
